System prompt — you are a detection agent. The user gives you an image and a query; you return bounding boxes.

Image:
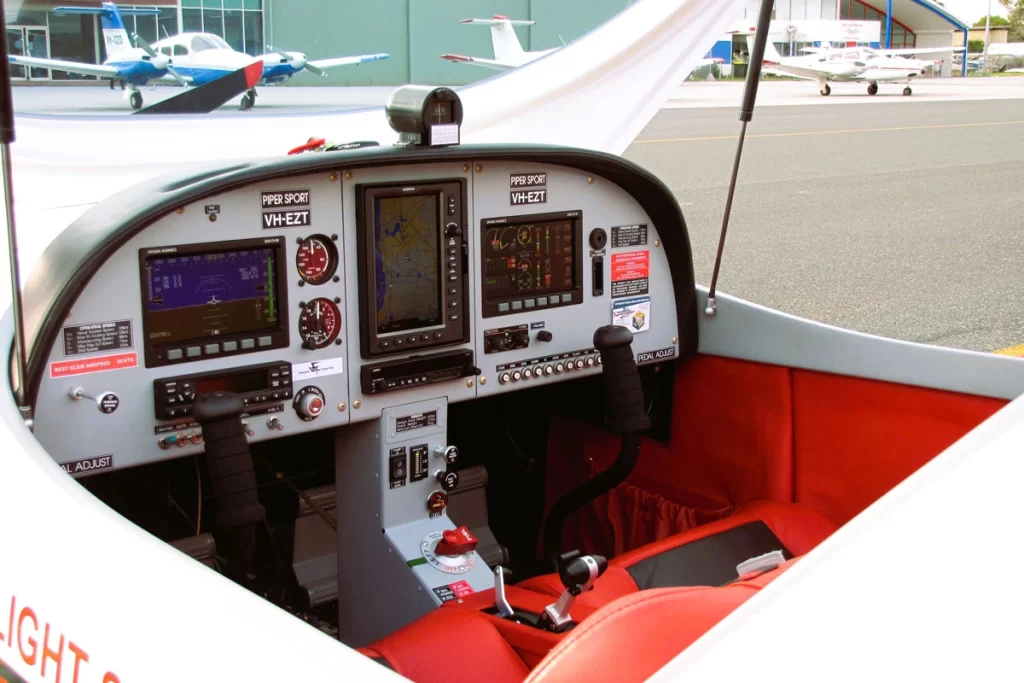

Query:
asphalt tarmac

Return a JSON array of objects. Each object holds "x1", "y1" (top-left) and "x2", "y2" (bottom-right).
[
  {"x1": 11, "y1": 77, "x2": 1024, "y2": 352},
  {"x1": 624, "y1": 83, "x2": 1024, "y2": 353}
]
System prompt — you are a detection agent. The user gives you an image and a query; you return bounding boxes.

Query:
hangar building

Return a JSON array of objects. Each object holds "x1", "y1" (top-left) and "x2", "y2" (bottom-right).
[{"x1": 5, "y1": 0, "x2": 970, "y2": 85}]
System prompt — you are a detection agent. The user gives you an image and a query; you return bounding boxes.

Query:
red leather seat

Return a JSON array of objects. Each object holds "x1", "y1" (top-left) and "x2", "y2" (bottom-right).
[
  {"x1": 518, "y1": 500, "x2": 836, "y2": 610},
  {"x1": 359, "y1": 557, "x2": 798, "y2": 682},
  {"x1": 525, "y1": 560, "x2": 796, "y2": 683}
]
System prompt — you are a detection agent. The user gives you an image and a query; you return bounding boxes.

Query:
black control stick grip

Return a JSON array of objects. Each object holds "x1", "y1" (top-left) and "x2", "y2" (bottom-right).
[
  {"x1": 593, "y1": 325, "x2": 650, "y2": 435},
  {"x1": 193, "y1": 391, "x2": 265, "y2": 532}
]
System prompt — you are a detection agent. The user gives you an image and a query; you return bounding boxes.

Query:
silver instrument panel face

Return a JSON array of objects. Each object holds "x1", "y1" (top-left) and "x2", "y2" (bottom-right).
[{"x1": 31, "y1": 161, "x2": 679, "y2": 475}]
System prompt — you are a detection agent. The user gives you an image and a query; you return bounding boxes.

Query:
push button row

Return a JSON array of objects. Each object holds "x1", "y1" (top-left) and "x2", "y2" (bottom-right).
[
  {"x1": 165, "y1": 336, "x2": 273, "y2": 361},
  {"x1": 497, "y1": 293, "x2": 573, "y2": 314},
  {"x1": 497, "y1": 354, "x2": 601, "y2": 384}
]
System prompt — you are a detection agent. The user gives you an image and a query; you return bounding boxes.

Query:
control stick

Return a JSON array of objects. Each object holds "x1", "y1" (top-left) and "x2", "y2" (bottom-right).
[
  {"x1": 193, "y1": 391, "x2": 267, "y2": 582},
  {"x1": 538, "y1": 550, "x2": 608, "y2": 632},
  {"x1": 541, "y1": 325, "x2": 651, "y2": 564}
]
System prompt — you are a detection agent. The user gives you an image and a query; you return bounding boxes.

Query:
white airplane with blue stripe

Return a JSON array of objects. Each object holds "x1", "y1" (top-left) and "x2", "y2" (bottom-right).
[{"x1": 7, "y1": 2, "x2": 389, "y2": 110}]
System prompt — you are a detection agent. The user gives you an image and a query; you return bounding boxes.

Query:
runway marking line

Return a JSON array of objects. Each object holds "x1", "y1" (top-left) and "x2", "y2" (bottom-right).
[
  {"x1": 993, "y1": 343, "x2": 1024, "y2": 357},
  {"x1": 633, "y1": 119, "x2": 1024, "y2": 144}
]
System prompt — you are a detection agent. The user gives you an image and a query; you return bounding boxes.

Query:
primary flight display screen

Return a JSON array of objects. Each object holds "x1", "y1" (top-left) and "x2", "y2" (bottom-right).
[
  {"x1": 372, "y1": 193, "x2": 443, "y2": 335},
  {"x1": 481, "y1": 211, "x2": 583, "y2": 317},
  {"x1": 139, "y1": 237, "x2": 289, "y2": 367}
]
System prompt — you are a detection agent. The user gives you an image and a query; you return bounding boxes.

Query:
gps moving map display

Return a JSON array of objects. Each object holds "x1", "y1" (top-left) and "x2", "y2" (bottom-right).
[
  {"x1": 140, "y1": 237, "x2": 289, "y2": 366},
  {"x1": 373, "y1": 193, "x2": 442, "y2": 335},
  {"x1": 481, "y1": 211, "x2": 583, "y2": 317},
  {"x1": 356, "y1": 179, "x2": 469, "y2": 358}
]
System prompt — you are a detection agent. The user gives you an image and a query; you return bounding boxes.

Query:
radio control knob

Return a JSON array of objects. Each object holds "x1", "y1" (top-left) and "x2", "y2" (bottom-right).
[
  {"x1": 544, "y1": 364, "x2": 554, "y2": 376},
  {"x1": 435, "y1": 445, "x2": 459, "y2": 464},
  {"x1": 499, "y1": 371, "x2": 511, "y2": 384},
  {"x1": 512, "y1": 369, "x2": 523, "y2": 381},
  {"x1": 523, "y1": 367, "x2": 533, "y2": 379},
  {"x1": 586, "y1": 357, "x2": 595, "y2": 367},
  {"x1": 554, "y1": 362, "x2": 564, "y2": 373}
]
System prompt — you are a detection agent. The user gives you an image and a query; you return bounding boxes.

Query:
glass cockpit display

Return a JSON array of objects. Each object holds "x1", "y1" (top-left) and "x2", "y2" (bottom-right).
[
  {"x1": 355, "y1": 179, "x2": 469, "y2": 358},
  {"x1": 139, "y1": 237, "x2": 289, "y2": 367},
  {"x1": 480, "y1": 211, "x2": 584, "y2": 318},
  {"x1": 372, "y1": 194, "x2": 443, "y2": 335}
]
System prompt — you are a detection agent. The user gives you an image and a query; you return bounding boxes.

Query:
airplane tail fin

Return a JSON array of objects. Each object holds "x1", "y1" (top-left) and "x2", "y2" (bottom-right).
[
  {"x1": 746, "y1": 33, "x2": 782, "y2": 65},
  {"x1": 53, "y1": 2, "x2": 158, "y2": 58},
  {"x1": 460, "y1": 15, "x2": 533, "y2": 61}
]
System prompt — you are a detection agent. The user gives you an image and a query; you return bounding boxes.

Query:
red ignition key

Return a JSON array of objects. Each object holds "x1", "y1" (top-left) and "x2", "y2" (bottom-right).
[{"x1": 434, "y1": 525, "x2": 479, "y2": 556}]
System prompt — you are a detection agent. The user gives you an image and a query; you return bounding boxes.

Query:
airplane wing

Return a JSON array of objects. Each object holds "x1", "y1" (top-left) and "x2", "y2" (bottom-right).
[
  {"x1": 154, "y1": 72, "x2": 195, "y2": 85},
  {"x1": 877, "y1": 46, "x2": 954, "y2": 56},
  {"x1": 8, "y1": 54, "x2": 120, "y2": 79},
  {"x1": 438, "y1": 53, "x2": 516, "y2": 71},
  {"x1": 307, "y1": 53, "x2": 390, "y2": 70}
]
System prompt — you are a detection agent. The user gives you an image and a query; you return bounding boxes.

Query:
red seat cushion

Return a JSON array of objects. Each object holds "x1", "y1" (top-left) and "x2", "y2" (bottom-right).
[
  {"x1": 525, "y1": 560, "x2": 796, "y2": 683},
  {"x1": 517, "y1": 500, "x2": 836, "y2": 609},
  {"x1": 358, "y1": 607, "x2": 529, "y2": 683}
]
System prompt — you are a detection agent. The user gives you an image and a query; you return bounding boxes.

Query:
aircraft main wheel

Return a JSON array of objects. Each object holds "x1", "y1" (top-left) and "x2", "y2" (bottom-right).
[
  {"x1": 248, "y1": 88, "x2": 257, "y2": 99},
  {"x1": 130, "y1": 91, "x2": 143, "y2": 109},
  {"x1": 240, "y1": 93, "x2": 254, "y2": 110},
  {"x1": 903, "y1": 86, "x2": 912, "y2": 96},
  {"x1": 820, "y1": 84, "x2": 831, "y2": 96},
  {"x1": 867, "y1": 83, "x2": 878, "y2": 95}
]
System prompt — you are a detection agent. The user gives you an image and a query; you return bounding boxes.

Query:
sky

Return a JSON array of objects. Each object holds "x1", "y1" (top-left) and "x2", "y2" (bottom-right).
[{"x1": 938, "y1": 0, "x2": 1011, "y2": 24}]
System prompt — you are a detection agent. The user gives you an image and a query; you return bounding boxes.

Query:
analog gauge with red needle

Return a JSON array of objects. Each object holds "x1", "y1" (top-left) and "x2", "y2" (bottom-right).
[
  {"x1": 297, "y1": 298, "x2": 341, "y2": 349},
  {"x1": 296, "y1": 235, "x2": 339, "y2": 285}
]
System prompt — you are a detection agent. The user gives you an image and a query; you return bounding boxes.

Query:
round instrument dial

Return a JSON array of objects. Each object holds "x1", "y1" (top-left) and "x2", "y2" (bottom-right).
[
  {"x1": 297, "y1": 298, "x2": 341, "y2": 349},
  {"x1": 296, "y1": 235, "x2": 338, "y2": 285},
  {"x1": 420, "y1": 531, "x2": 477, "y2": 575}
]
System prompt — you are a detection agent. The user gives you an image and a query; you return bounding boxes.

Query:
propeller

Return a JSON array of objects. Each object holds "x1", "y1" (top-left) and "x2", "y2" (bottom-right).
[
  {"x1": 266, "y1": 45, "x2": 326, "y2": 76},
  {"x1": 132, "y1": 33, "x2": 189, "y2": 87}
]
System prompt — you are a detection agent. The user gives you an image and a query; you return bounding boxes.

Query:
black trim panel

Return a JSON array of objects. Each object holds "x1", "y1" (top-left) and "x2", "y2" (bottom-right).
[
  {"x1": 625, "y1": 521, "x2": 793, "y2": 590},
  {"x1": 20, "y1": 144, "x2": 698, "y2": 408}
]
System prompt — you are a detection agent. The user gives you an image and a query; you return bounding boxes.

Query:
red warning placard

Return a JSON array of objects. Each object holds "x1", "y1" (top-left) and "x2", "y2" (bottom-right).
[
  {"x1": 449, "y1": 580, "x2": 475, "y2": 598},
  {"x1": 49, "y1": 352, "x2": 138, "y2": 379},
  {"x1": 610, "y1": 250, "x2": 650, "y2": 298}
]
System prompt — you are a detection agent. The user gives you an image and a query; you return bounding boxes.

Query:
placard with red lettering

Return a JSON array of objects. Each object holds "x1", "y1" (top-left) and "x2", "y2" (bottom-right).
[
  {"x1": 49, "y1": 352, "x2": 138, "y2": 379},
  {"x1": 610, "y1": 250, "x2": 650, "y2": 298},
  {"x1": 449, "y1": 580, "x2": 475, "y2": 598}
]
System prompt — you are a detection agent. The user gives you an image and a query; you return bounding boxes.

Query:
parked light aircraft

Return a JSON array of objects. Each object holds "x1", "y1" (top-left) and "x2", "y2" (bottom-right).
[
  {"x1": 745, "y1": 34, "x2": 951, "y2": 96},
  {"x1": 438, "y1": 15, "x2": 558, "y2": 71},
  {"x1": 6, "y1": 2, "x2": 389, "y2": 110},
  {"x1": 440, "y1": 14, "x2": 723, "y2": 73}
]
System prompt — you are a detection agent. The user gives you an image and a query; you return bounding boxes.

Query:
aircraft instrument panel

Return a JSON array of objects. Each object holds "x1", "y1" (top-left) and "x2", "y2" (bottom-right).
[{"x1": 24, "y1": 150, "x2": 684, "y2": 476}]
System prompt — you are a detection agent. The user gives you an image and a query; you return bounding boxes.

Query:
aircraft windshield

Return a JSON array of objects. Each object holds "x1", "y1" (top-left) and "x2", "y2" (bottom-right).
[
  {"x1": 2, "y1": 0, "x2": 1020, "y2": 365},
  {"x1": 190, "y1": 34, "x2": 231, "y2": 53}
]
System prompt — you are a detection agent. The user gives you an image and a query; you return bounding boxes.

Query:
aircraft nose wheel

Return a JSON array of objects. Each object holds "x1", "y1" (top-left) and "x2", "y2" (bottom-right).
[
  {"x1": 240, "y1": 88, "x2": 257, "y2": 111},
  {"x1": 820, "y1": 84, "x2": 831, "y2": 96},
  {"x1": 129, "y1": 91, "x2": 143, "y2": 109},
  {"x1": 903, "y1": 86, "x2": 912, "y2": 96},
  {"x1": 867, "y1": 83, "x2": 878, "y2": 96}
]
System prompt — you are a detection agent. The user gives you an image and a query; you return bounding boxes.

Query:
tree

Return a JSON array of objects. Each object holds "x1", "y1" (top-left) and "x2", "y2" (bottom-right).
[
  {"x1": 998, "y1": 0, "x2": 1024, "y2": 40},
  {"x1": 974, "y1": 15, "x2": 1011, "y2": 26}
]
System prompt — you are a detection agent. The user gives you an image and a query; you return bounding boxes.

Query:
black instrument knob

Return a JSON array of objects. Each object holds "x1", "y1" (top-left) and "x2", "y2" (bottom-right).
[
  {"x1": 537, "y1": 330, "x2": 553, "y2": 342},
  {"x1": 436, "y1": 470, "x2": 459, "y2": 491}
]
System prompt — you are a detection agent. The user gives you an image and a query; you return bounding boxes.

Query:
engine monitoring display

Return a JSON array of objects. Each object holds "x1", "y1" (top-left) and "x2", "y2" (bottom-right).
[
  {"x1": 143, "y1": 245, "x2": 281, "y2": 346},
  {"x1": 373, "y1": 193, "x2": 443, "y2": 335},
  {"x1": 483, "y1": 215, "x2": 578, "y2": 302}
]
